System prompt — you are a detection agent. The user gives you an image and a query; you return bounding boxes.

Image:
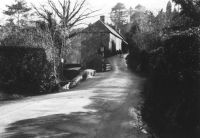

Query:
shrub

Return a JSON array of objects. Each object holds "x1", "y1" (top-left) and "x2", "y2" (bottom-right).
[
  {"x1": 0, "y1": 46, "x2": 55, "y2": 95},
  {"x1": 141, "y1": 33, "x2": 200, "y2": 137},
  {"x1": 126, "y1": 47, "x2": 151, "y2": 75},
  {"x1": 125, "y1": 29, "x2": 162, "y2": 75}
]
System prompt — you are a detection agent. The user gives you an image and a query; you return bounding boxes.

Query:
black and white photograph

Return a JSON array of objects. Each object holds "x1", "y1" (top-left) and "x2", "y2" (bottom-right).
[{"x1": 0, "y1": 0, "x2": 199, "y2": 137}]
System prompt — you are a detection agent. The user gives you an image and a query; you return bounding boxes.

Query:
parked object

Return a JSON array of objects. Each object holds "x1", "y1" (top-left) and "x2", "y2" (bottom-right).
[
  {"x1": 70, "y1": 75, "x2": 83, "y2": 88},
  {"x1": 61, "y1": 66, "x2": 97, "y2": 90},
  {"x1": 63, "y1": 64, "x2": 81, "y2": 80},
  {"x1": 63, "y1": 64, "x2": 81, "y2": 69},
  {"x1": 82, "y1": 69, "x2": 96, "y2": 80}
]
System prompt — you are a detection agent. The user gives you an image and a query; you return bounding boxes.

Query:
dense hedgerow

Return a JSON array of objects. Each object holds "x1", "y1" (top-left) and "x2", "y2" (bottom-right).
[
  {"x1": 0, "y1": 46, "x2": 56, "y2": 95},
  {"x1": 141, "y1": 33, "x2": 200, "y2": 137},
  {"x1": 126, "y1": 27, "x2": 200, "y2": 137}
]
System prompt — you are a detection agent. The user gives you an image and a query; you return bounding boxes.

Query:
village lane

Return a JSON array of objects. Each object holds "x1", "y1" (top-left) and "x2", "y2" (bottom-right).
[{"x1": 0, "y1": 55, "x2": 148, "y2": 138}]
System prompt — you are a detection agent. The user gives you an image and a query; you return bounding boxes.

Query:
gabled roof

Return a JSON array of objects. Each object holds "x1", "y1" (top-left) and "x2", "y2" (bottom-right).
[
  {"x1": 99, "y1": 20, "x2": 127, "y2": 44},
  {"x1": 82, "y1": 20, "x2": 128, "y2": 44},
  {"x1": 101, "y1": 21, "x2": 123, "y2": 39}
]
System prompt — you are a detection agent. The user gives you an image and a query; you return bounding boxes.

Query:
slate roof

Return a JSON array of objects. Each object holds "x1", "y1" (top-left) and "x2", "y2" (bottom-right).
[
  {"x1": 99, "y1": 20, "x2": 127, "y2": 44},
  {"x1": 81, "y1": 20, "x2": 128, "y2": 44},
  {"x1": 101, "y1": 21, "x2": 123, "y2": 39}
]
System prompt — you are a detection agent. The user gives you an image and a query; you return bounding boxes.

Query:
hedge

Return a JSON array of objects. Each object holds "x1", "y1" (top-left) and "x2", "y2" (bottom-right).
[
  {"x1": 141, "y1": 33, "x2": 200, "y2": 137},
  {"x1": 0, "y1": 46, "x2": 55, "y2": 95}
]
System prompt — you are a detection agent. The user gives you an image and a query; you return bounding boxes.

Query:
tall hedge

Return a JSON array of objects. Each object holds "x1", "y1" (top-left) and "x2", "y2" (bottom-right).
[
  {"x1": 141, "y1": 33, "x2": 200, "y2": 137},
  {"x1": 0, "y1": 46, "x2": 54, "y2": 95}
]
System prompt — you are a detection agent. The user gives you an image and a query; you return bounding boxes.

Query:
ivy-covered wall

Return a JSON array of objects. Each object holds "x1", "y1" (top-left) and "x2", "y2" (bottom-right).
[{"x1": 81, "y1": 32, "x2": 110, "y2": 64}]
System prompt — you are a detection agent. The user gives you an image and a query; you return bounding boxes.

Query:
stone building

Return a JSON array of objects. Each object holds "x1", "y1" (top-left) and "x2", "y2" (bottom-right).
[{"x1": 68, "y1": 16, "x2": 127, "y2": 64}]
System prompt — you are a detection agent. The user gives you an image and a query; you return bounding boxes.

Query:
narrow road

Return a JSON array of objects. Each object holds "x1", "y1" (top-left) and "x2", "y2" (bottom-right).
[{"x1": 0, "y1": 56, "x2": 148, "y2": 138}]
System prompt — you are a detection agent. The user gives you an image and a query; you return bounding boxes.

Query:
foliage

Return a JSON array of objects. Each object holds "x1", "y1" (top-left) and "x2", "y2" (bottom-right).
[
  {"x1": 172, "y1": 0, "x2": 200, "y2": 24},
  {"x1": 129, "y1": 5, "x2": 153, "y2": 33},
  {"x1": 124, "y1": 1, "x2": 200, "y2": 137},
  {"x1": 1, "y1": 26, "x2": 58, "y2": 58},
  {"x1": 166, "y1": 1, "x2": 172, "y2": 16},
  {"x1": 3, "y1": 0, "x2": 31, "y2": 27},
  {"x1": 0, "y1": 0, "x2": 99, "y2": 95},
  {"x1": 32, "y1": 0, "x2": 98, "y2": 78},
  {"x1": 0, "y1": 47, "x2": 56, "y2": 95},
  {"x1": 125, "y1": 9, "x2": 162, "y2": 52},
  {"x1": 32, "y1": 5, "x2": 57, "y2": 37},
  {"x1": 0, "y1": 20, "x2": 63, "y2": 83},
  {"x1": 141, "y1": 33, "x2": 200, "y2": 137},
  {"x1": 166, "y1": 1, "x2": 172, "y2": 27},
  {"x1": 110, "y1": 2, "x2": 128, "y2": 28}
]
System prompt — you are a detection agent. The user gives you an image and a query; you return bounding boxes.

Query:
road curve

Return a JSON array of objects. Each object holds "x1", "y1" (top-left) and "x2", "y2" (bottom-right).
[{"x1": 0, "y1": 56, "x2": 148, "y2": 138}]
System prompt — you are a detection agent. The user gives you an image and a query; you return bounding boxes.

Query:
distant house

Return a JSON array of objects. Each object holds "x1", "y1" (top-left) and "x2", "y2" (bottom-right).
[{"x1": 66, "y1": 16, "x2": 127, "y2": 64}]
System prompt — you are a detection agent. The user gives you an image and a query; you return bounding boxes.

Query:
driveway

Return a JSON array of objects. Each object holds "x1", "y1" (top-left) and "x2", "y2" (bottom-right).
[{"x1": 0, "y1": 55, "x2": 148, "y2": 138}]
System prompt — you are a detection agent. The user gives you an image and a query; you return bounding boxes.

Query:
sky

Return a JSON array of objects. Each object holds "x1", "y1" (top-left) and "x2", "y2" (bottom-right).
[{"x1": 0, "y1": 0, "x2": 174, "y2": 25}]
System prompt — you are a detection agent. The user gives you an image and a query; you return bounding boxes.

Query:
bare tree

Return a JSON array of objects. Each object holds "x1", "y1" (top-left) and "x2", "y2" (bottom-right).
[
  {"x1": 34, "y1": 0, "x2": 97, "y2": 55},
  {"x1": 48, "y1": 0, "x2": 98, "y2": 29},
  {"x1": 32, "y1": 0, "x2": 98, "y2": 78},
  {"x1": 32, "y1": 4, "x2": 57, "y2": 36},
  {"x1": 47, "y1": 0, "x2": 98, "y2": 61},
  {"x1": 32, "y1": 4, "x2": 59, "y2": 78},
  {"x1": 32, "y1": 4, "x2": 52, "y2": 22}
]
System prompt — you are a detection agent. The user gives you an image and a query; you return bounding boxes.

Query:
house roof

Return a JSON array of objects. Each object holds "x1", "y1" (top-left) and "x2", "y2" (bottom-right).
[
  {"x1": 81, "y1": 20, "x2": 128, "y2": 44},
  {"x1": 99, "y1": 20, "x2": 128, "y2": 44},
  {"x1": 101, "y1": 21, "x2": 123, "y2": 39}
]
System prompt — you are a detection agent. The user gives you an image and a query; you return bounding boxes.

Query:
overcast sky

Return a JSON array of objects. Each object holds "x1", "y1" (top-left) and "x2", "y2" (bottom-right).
[{"x1": 0, "y1": 0, "x2": 174, "y2": 25}]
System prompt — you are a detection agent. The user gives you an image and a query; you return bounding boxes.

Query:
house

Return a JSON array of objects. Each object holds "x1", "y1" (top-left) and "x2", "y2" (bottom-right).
[{"x1": 65, "y1": 16, "x2": 127, "y2": 64}]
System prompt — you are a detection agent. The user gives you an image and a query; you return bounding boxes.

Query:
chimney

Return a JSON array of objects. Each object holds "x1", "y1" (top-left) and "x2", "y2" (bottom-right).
[{"x1": 100, "y1": 16, "x2": 105, "y2": 23}]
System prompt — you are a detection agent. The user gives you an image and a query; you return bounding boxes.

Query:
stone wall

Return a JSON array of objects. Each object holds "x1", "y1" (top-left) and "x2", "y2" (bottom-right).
[
  {"x1": 81, "y1": 32, "x2": 110, "y2": 64},
  {"x1": 69, "y1": 20, "x2": 123, "y2": 64}
]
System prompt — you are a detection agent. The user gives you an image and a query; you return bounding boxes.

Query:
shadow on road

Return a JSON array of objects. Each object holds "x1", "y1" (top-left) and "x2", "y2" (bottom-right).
[
  {"x1": 2, "y1": 56, "x2": 148, "y2": 138},
  {"x1": 4, "y1": 112, "x2": 101, "y2": 138}
]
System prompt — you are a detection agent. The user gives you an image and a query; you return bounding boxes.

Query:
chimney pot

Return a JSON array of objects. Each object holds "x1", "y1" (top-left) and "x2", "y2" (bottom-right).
[{"x1": 100, "y1": 16, "x2": 105, "y2": 23}]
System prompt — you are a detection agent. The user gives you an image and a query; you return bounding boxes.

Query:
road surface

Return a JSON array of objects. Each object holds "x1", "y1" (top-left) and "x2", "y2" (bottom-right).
[{"x1": 0, "y1": 56, "x2": 148, "y2": 138}]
